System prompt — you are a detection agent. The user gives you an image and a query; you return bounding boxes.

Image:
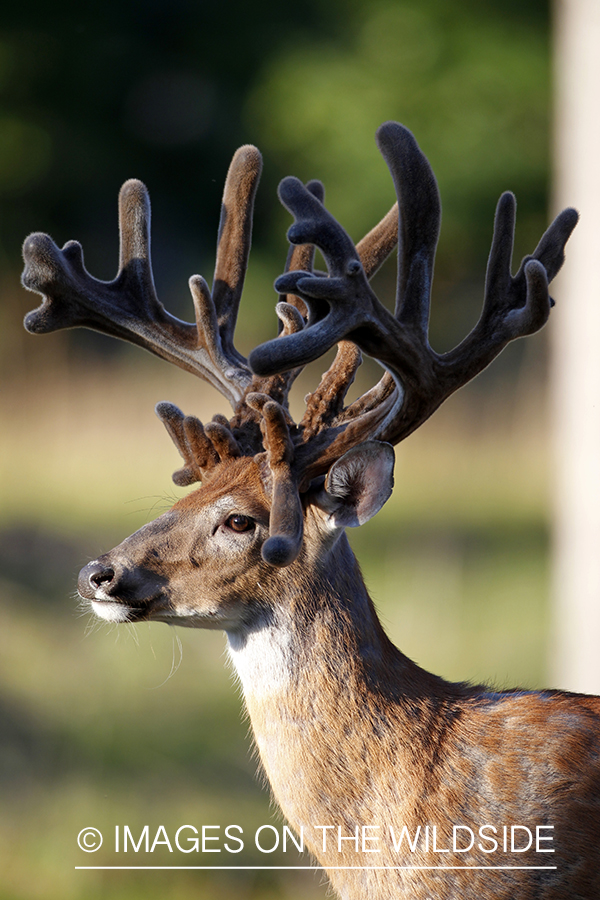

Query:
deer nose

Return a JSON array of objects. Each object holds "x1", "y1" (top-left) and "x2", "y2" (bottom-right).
[{"x1": 78, "y1": 560, "x2": 116, "y2": 599}]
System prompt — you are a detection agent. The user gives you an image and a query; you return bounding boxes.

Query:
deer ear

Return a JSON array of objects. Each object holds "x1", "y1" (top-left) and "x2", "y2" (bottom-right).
[{"x1": 318, "y1": 441, "x2": 395, "y2": 529}]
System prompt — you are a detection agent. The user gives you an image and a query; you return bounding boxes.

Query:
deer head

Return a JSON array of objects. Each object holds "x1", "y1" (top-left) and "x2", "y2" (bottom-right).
[{"x1": 21, "y1": 122, "x2": 576, "y2": 628}]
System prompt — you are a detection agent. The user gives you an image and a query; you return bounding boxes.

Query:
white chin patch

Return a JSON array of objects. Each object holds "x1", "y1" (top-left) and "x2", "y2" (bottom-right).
[{"x1": 91, "y1": 599, "x2": 132, "y2": 623}]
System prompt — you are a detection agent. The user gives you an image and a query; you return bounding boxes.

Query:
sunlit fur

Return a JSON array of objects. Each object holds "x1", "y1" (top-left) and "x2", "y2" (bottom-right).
[{"x1": 79, "y1": 455, "x2": 600, "y2": 900}]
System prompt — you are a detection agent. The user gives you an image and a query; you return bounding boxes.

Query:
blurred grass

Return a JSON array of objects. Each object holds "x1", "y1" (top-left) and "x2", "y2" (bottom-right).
[{"x1": 0, "y1": 352, "x2": 551, "y2": 899}]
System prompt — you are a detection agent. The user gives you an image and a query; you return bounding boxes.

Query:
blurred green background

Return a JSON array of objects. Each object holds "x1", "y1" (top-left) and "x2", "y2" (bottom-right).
[{"x1": 1, "y1": 0, "x2": 555, "y2": 897}]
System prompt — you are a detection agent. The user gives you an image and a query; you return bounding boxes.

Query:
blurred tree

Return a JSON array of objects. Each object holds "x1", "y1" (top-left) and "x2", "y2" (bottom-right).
[
  {"x1": 0, "y1": 0, "x2": 342, "y2": 270},
  {"x1": 1, "y1": 0, "x2": 551, "y2": 366},
  {"x1": 551, "y1": 0, "x2": 600, "y2": 693},
  {"x1": 248, "y1": 0, "x2": 551, "y2": 349},
  {"x1": 0, "y1": 0, "x2": 345, "y2": 368}
]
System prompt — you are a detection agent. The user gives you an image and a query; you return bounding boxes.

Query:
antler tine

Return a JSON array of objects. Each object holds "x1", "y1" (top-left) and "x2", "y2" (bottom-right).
[
  {"x1": 248, "y1": 179, "x2": 411, "y2": 377},
  {"x1": 246, "y1": 393, "x2": 304, "y2": 567},
  {"x1": 268, "y1": 179, "x2": 326, "y2": 397},
  {"x1": 300, "y1": 341, "x2": 362, "y2": 438},
  {"x1": 375, "y1": 123, "x2": 440, "y2": 331},
  {"x1": 156, "y1": 402, "x2": 244, "y2": 487},
  {"x1": 155, "y1": 402, "x2": 219, "y2": 486},
  {"x1": 438, "y1": 194, "x2": 579, "y2": 394},
  {"x1": 262, "y1": 401, "x2": 303, "y2": 567},
  {"x1": 212, "y1": 145, "x2": 263, "y2": 363},
  {"x1": 301, "y1": 124, "x2": 437, "y2": 443},
  {"x1": 248, "y1": 123, "x2": 437, "y2": 377},
  {"x1": 232, "y1": 178, "x2": 327, "y2": 422},
  {"x1": 300, "y1": 197, "x2": 399, "y2": 437},
  {"x1": 204, "y1": 418, "x2": 242, "y2": 460},
  {"x1": 279, "y1": 179, "x2": 325, "y2": 320},
  {"x1": 356, "y1": 201, "x2": 399, "y2": 280},
  {"x1": 22, "y1": 148, "x2": 268, "y2": 408}
]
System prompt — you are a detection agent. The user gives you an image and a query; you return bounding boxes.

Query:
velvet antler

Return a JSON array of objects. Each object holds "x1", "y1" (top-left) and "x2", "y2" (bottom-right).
[
  {"x1": 251, "y1": 122, "x2": 578, "y2": 458},
  {"x1": 22, "y1": 122, "x2": 576, "y2": 566}
]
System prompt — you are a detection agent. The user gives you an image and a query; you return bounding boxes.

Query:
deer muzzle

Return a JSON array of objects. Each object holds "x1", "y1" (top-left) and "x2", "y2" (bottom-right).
[
  {"x1": 78, "y1": 559, "x2": 119, "y2": 601},
  {"x1": 78, "y1": 552, "x2": 169, "y2": 623}
]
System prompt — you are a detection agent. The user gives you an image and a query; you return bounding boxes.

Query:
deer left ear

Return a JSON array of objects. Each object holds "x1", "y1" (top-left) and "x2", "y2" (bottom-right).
[{"x1": 316, "y1": 441, "x2": 395, "y2": 529}]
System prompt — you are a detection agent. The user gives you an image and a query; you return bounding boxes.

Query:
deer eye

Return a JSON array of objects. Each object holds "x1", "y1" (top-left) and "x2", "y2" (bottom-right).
[{"x1": 224, "y1": 514, "x2": 255, "y2": 533}]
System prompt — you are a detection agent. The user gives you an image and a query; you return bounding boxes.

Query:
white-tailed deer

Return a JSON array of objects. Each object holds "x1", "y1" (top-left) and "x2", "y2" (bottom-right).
[{"x1": 22, "y1": 122, "x2": 599, "y2": 899}]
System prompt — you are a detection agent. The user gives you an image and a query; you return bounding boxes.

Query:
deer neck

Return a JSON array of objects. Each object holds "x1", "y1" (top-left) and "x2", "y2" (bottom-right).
[
  {"x1": 226, "y1": 533, "x2": 393, "y2": 702},
  {"x1": 226, "y1": 534, "x2": 448, "y2": 854}
]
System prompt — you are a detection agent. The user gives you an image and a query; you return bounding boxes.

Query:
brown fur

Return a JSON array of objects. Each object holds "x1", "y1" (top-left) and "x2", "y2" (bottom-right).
[{"x1": 78, "y1": 460, "x2": 600, "y2": 899}]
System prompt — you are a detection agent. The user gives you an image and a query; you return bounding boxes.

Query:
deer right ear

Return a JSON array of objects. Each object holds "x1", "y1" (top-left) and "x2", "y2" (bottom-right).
[{"x1": 314, "y1": 442, "x2": 395, "y2": 530}]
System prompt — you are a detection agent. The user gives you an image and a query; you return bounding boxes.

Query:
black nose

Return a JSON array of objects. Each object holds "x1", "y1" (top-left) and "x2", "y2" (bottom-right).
[{"x1": 78, "y1": 560, "x2": 116, "y2": 599}]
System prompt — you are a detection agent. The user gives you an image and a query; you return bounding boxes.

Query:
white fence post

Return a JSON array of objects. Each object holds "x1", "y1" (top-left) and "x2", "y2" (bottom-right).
[{"x1": 551, "y1": 0, "x2": 600, "y2": 692}]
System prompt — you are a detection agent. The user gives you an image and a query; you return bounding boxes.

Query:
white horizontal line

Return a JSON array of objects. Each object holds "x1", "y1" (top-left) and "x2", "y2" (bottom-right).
[{"x1": 75, "y1": 865, "x2": 558, "y2": 871}]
